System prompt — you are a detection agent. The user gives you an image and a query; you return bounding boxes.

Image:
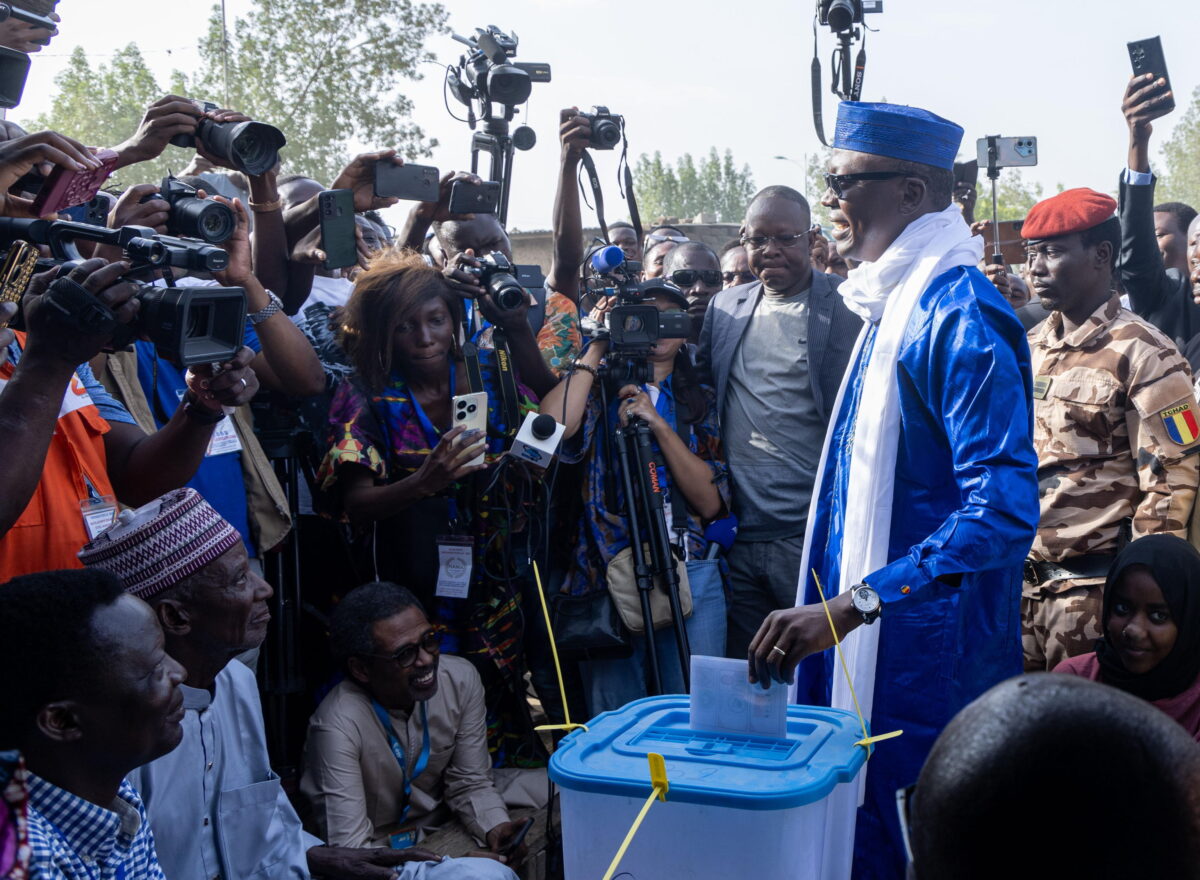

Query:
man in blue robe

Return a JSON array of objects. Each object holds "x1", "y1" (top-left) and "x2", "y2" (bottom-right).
[{"x1": 748, "y1": 102, "x2": 1040, "y2": 879}]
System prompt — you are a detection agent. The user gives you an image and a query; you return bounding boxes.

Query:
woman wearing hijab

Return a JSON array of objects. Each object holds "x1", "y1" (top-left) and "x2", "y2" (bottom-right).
[{"x1": 1055, "y1": 534, "x2": 1200, "y2": 741}]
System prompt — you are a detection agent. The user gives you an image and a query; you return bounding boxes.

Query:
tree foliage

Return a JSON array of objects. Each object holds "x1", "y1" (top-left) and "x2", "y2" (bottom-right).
[
  {"x1": 23, "y1": 0, "x2": 449, "y2": 189},
  {"x1": 972, "y1": 169, "x2": 1049, "y2": 224},
  {"x1": 190, "y1": 0, "x2": 448, "y2": 185},
  {"x1": 634, "y1": 148, "x2": 755, "y2": 224},
  {"x1": 1158, "y1": 84, "x2": 1200, "y2": 210},
  {"x1": 23, "y1": 44, "x2": 188, "y2": 188}
]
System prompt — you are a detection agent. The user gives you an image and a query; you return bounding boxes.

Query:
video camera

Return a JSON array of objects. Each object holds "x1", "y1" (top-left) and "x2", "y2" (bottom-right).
[
  {"x1": 0, "y1": 218, "x2": 246, "y2": 366},
  {"x1": 582, "y1": 245, "x2": 689, "y2": 383},
  {"x1": 169, "y1": 101, "x2": 286, "y2": 177},
  {"x1": 448, "y1": 26, "x2": 550, "y2": 114}
]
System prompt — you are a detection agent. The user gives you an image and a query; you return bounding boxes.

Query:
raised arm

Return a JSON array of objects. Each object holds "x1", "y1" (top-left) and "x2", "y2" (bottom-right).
[{"x1": 546, "y1": 109, "x2": 592, "y2": 303}]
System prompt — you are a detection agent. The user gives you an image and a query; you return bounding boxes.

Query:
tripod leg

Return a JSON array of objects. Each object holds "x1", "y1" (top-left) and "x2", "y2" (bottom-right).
[{"x1": 612, "y1": 421, "x2": 663, "y2": 696}]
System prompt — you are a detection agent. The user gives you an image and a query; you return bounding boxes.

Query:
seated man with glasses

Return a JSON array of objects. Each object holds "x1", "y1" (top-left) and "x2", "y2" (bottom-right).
[
  {"x1": 697, "y1": 185, "x2": 861, "y2": 659},
  {"x1": 301, "y1": 582, "x2": 538, "y2": 876},
  {"x1": 663, "y1": 241, "x2": 723, "y2": 343}
]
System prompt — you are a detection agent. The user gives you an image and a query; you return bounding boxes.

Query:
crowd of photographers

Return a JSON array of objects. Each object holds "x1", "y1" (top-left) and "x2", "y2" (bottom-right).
[{"x1": 2, "y1": 5, "x2": 1200, "y2": 878}]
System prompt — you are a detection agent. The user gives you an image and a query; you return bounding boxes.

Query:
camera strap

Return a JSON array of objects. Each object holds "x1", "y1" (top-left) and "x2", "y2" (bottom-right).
[
  {"x1": 811, "y1": 19, "x2": 829, "y2": 146},
  {"x1": 490, "y1": 329, "x2": 521, "y2": 439}
]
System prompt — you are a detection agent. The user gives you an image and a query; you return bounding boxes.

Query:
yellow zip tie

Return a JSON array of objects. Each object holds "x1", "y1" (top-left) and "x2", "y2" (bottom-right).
[
  {"x1": 813, "y1": 571, "x2": 902, "y2": 754},
  {"x1": 531, "y1": 561, "x2": 588, "y2": 735},
  {"x1": 601, "y1": 754, "x2": 669, "y2": 880}
]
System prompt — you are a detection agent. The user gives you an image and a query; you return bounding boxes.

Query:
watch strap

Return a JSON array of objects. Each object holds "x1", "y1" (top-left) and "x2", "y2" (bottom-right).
[{"x1": 248, "y1": 290, "x2": 284, "y2": 325}]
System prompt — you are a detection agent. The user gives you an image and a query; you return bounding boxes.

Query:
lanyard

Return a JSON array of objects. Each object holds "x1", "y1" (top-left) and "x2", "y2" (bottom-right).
[
  {"x1": 409, "y1": 364, "x2": 456, "y2": 451},
  {"x1": 371, "y1": 699, "x2": 431, "y2": 824}
]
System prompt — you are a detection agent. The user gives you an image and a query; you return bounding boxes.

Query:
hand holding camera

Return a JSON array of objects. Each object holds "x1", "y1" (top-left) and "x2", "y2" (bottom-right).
[
  {"x1": 20, "y1": 257, "x2": 140, "y2": 369},
  {"x1": 185, "y1": 344, "x2": 259, "y2": 413},
  {"x1": 209, "y1": 195, "x2": 253, "y2": 287},
  {"x1": 114, "y1": 95, "x2": 206, "y2": 169},
  {"x1": 109, "y1": 183, "x2": 169, "y2": 234},
  {"x1": 559, "y1": 108, "x2": 592, "y2": 162}
]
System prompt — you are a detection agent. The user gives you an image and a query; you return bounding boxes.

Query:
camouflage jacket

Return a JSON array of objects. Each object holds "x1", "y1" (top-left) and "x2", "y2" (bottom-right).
[{"x1": 1029, "y1": 296, "x2": 1200, "y2": 563}]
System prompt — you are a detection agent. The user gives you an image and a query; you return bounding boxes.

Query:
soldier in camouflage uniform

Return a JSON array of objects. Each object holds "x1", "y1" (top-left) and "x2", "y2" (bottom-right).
[{"x1": 1022, "y1": 188, "x2": 1200, "y2": 671}]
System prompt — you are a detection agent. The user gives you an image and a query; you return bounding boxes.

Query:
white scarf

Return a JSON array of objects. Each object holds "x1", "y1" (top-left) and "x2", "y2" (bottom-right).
[{"x1": 798, "y1": 204, "x2": 981, "y2": 880}]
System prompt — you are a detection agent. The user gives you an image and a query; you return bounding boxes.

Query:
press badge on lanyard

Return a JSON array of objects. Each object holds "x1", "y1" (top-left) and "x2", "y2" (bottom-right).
[
  {"x1": 372, "y1": 700, "x2": 430, "y2": 850},
  {"x1": 80, "y1": 475, "x2": 117, "y2": 540},
  {"x1": 435, "y1": 535, "x2": 473, "y2": 599}
]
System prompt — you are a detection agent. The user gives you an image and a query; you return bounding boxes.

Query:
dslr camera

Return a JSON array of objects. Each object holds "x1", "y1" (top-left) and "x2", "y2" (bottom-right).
[
  {"x1": 465, "y1": 252, "x2": 527, "y2": 312},
  {"x1": 140, "y1": 176, "x2": 236, "y2": 244},
  {"x1": 169, "y1": 101, "x2": 286, "y2": 177},
  {"x1": 817, "y1": 0, "x2": 882, "y2": 32},
  {"x1": 0, "y1": 218, "x2": 246, "y2": 367},
  {"x1": 577, "y1": 106, "x2": 623, "y2": 150}
]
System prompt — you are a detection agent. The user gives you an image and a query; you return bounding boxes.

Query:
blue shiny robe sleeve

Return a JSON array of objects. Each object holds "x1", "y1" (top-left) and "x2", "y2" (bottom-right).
[{"x1": 796, "y1": 266, "x2": 1040, "y2": 880}]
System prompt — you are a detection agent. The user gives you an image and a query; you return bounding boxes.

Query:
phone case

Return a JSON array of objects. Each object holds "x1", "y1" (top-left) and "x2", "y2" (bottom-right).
[
  {"x1": 1128, "y1": 37, "x2": 1175, "y2": 113},
  {"x1": 31, "y1": 148, "x2": 118, "y2": 217},
  {"x1": 451, "y1": 391, "x2": 489, "y2": 468},
  {"x1": 374, "y1": 163, "x2": 440, "y2": 201},
  {"x1": 318, "y1": 189, "x2": 357, "y2": 271},
  {"x1": 448, "y1": 181, "x2": 500, "y2": 215}
]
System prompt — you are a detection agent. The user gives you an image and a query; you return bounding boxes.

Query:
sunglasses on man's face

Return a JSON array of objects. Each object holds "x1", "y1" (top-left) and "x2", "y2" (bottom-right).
[
  {"x1": 359, "y1": 629, "x2": 441, "y2": 669},
  {"x1": 823, "y1": 171, "x2": 907, "y2": 199},
  {"x1": 722, "y1": 271, "x2": 755, "y2": 285},
  {"x1": 670, "y1": 269, "x2": 722, "y2": 288}
]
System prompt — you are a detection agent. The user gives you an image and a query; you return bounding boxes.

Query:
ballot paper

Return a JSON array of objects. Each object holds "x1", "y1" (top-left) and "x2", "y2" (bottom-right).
[{"x1": 689, "y1": 654, "x2": 788, "y2": 738}]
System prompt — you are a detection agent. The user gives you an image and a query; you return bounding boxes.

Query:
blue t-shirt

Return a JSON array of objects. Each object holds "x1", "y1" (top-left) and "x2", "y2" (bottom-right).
[{"x1": 134, "y1": 324, "x2": 261, "y2": 556}]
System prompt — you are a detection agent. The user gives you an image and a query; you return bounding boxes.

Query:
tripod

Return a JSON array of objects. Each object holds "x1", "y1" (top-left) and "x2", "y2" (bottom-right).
[
  {"x1": 597, "y1": 365, "x2": 692, "y2": 695},
  {"x1": 470, "y1": 117, "x2": 518, "y2": 229}
]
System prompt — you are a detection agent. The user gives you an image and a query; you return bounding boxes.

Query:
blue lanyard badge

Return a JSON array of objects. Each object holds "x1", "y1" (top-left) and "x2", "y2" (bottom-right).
[{"x1": 372, "y1": 700, "x2": 431, "y2": 831}]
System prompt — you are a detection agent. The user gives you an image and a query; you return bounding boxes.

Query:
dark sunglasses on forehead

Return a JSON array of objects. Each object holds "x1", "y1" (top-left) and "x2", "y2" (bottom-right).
[
  {"x1": 823, "y1": 171, "x2": 908, "y2": 199},
  {"x1": 643, "y1": 232, "x2": 689, "y2": 252},
  {"x1": 359, "y1": 629, "x2": 440, "y2": 668},
  {"x1": 669, "y1": 268, "x2": 722, "y2": 287}
]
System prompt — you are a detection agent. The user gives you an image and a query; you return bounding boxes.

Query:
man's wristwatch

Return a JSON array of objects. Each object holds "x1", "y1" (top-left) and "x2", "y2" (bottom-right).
[
  {"x1": 851, "y1": 583, "x2": 882, "y2": 625},
  {"x1": 247, "y1": 290, "x2": 284, "y2": 325}
]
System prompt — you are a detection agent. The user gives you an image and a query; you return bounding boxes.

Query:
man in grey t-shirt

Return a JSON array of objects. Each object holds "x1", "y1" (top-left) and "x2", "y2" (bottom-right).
[{"x1": 698, "y1": 186, "x2": 861, "y2": 658}]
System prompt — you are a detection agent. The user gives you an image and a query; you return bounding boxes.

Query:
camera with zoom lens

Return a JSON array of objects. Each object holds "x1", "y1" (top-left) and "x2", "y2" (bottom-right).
[
  {"x1": 582, "y1": 245, "x2": 690, "y2": 353},
  {"x1": 465, "y1": 252, "x2": 527, "y2": 312},
  {"x1": 140, "y1": 176, "x2": 236, "y2": 244},
  {"x1": 0, "y1": 218, "x2": 246, "y2": 367},
  {"x1": 578, "y1": 106, "x2": 623, "y2": 150},
  {"x1": 169, "y1": 101, "x2": 286, "y2": 177}
]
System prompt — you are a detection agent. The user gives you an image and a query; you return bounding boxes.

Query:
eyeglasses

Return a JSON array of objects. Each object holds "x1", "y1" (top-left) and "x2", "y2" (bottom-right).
[
  {"x1": 669, "y1": 269, "x2": 722, "y2": 288},
  {"x1": 359, "y1": 629, "x2": 440, "y2": 668},
  {"x1": 823, "y1": 171, "x2": 907, "y2": 199},
  {"x1": 722, "y1": 271, "x2": 756, "y2": 285},
  {"x1": 740, "y1": 233, "x2": 807, "y2": 251}
]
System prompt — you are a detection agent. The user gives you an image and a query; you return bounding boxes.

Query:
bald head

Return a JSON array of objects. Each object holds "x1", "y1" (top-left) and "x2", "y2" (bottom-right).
[
  {"x1": 434, "y1": 216, "x2": 511, "y2": 268},
  {"x1": 912, "y1": 674, "x2": 1200, "y2": 880},
  {"x1": 663, "y1": 241, "x2": 719, "y2": 276}
]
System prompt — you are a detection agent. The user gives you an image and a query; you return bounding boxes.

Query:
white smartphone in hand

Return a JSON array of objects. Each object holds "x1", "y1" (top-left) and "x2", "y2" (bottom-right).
[{"x1": 451, "y1": 391, "x2": 489, "y2": 468}]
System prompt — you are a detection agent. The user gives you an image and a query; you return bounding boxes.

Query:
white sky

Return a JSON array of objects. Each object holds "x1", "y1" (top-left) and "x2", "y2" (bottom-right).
[{"x1": 13, "y1": 0, "x2": 1200, "y2": 231}]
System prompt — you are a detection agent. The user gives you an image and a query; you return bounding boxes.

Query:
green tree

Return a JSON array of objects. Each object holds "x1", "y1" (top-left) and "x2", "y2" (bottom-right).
[
  {"x1": 21, "y1": 44, "x2": 189, "y2": 188},
  {"x1": 188, "y1": 0, "x2": 448, "y2": 185},
  {"x1": 633, "y1": 149, "x2": 755, "y2": 223},
  {"x1": 806, "y1": 149, "x2": 833, "y2": 226},
  {"x1": 973, "y1": 169, "x2": 1047, "y2": 223},
  {"x1": 1158, "y1": 84, "x2": 1200, "y2": 209}
]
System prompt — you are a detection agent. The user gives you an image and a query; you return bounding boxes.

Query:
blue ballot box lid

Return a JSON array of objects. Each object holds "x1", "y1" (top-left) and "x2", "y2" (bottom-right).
[{"x1": 549, "y1": 696, "x2": 869, "y2": 811}]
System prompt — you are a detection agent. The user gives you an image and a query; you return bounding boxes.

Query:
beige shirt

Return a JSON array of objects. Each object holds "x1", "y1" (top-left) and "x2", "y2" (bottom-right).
[{"x1": 300, "y1": 655, "x2": 509, "y2": 847}]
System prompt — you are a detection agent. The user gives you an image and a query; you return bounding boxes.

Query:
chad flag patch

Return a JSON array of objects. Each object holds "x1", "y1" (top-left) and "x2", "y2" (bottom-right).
[{"x1": 1161, "y1": 404, "x2": 1200, "y2": 445}]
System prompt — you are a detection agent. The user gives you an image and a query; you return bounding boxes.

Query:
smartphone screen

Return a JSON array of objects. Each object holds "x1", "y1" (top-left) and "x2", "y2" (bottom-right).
[{"x1": 318, "y1": 189, "x2": 357, "y2": 271}]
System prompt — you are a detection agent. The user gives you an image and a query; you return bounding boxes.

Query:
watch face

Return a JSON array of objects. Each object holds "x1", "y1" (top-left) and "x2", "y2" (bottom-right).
[{"x1": 853, "y1": 586, "x2": 880, "y2": 614}]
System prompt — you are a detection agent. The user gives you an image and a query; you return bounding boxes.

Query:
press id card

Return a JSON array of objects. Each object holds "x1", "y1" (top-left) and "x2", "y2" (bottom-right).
[
  {"x1": 435, "y1": 535, "x2": 474, "y2": 599},
  {"x1": 80, "y1": 495, "x2": 118, "y2": 540}
]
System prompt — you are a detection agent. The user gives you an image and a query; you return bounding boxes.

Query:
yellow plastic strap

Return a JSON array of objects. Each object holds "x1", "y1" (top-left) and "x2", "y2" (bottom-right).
[
  {"x1": 601, "y1": 755, "x2": 669, "y2": 880},
  {"x1": 531, "y1": 561, "x2": 587, "y2": 734},
  {"x1": 813, "y1": 571, "x2": 903, "y2": 755}
]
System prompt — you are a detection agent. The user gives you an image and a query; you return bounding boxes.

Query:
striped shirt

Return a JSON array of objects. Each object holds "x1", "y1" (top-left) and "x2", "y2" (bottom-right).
[{"x1": 25, "y1": 772, "x2": 164, "y2": 880}]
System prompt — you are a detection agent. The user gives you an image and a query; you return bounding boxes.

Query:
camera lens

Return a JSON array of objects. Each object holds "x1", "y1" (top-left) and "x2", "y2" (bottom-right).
[
  {"x1": 200, "y1": 119, "x2": 287, "y2": 177},
  {"x1": 172, "y1": 198, "x2": 236, "y2": 244},
  {"x1": 591, "y1": 119, "x2": 621, "y2": 149},
  {"x1": 826, "y1": 0, "x2": 856, "y2": 30},
  {"x1": 488, "y1": 273, "x2": 526, "y2": 311}
]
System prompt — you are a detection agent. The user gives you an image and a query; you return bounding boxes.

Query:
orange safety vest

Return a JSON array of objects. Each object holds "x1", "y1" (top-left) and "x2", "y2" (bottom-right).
[{"x1": 0, "y1": 332, "x2": 117, "y2": 582}]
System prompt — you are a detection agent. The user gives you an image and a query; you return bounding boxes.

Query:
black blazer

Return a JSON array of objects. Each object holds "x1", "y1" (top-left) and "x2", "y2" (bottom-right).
[
  {"x1": 695, "y1": 271, "x2": 862, "y2": 422},
  {"x1": 1118, "y1": 173, "x2": 1199, "y2": 367}
]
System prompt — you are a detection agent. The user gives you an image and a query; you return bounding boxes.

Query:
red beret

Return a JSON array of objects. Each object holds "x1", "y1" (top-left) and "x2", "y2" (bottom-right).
[{"x1": 1021, "y1": 187, "x2": 1117, "y2": 241}]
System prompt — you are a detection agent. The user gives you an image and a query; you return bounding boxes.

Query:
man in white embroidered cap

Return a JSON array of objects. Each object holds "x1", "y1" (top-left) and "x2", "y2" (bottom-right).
[{"x1": 746, "y1": 102, "x2": 1041, "y2": 879}]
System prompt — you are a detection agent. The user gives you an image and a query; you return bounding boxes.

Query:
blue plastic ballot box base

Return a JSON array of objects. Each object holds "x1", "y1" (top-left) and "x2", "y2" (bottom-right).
[{"x1": 549, "y1": 695, "x2": 868, "y2": 880}]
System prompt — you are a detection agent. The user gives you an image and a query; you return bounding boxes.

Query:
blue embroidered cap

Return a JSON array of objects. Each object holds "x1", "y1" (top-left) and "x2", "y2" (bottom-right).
[{"x1": 833, "y1": 101, "x2": 963, "y2": 170}]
